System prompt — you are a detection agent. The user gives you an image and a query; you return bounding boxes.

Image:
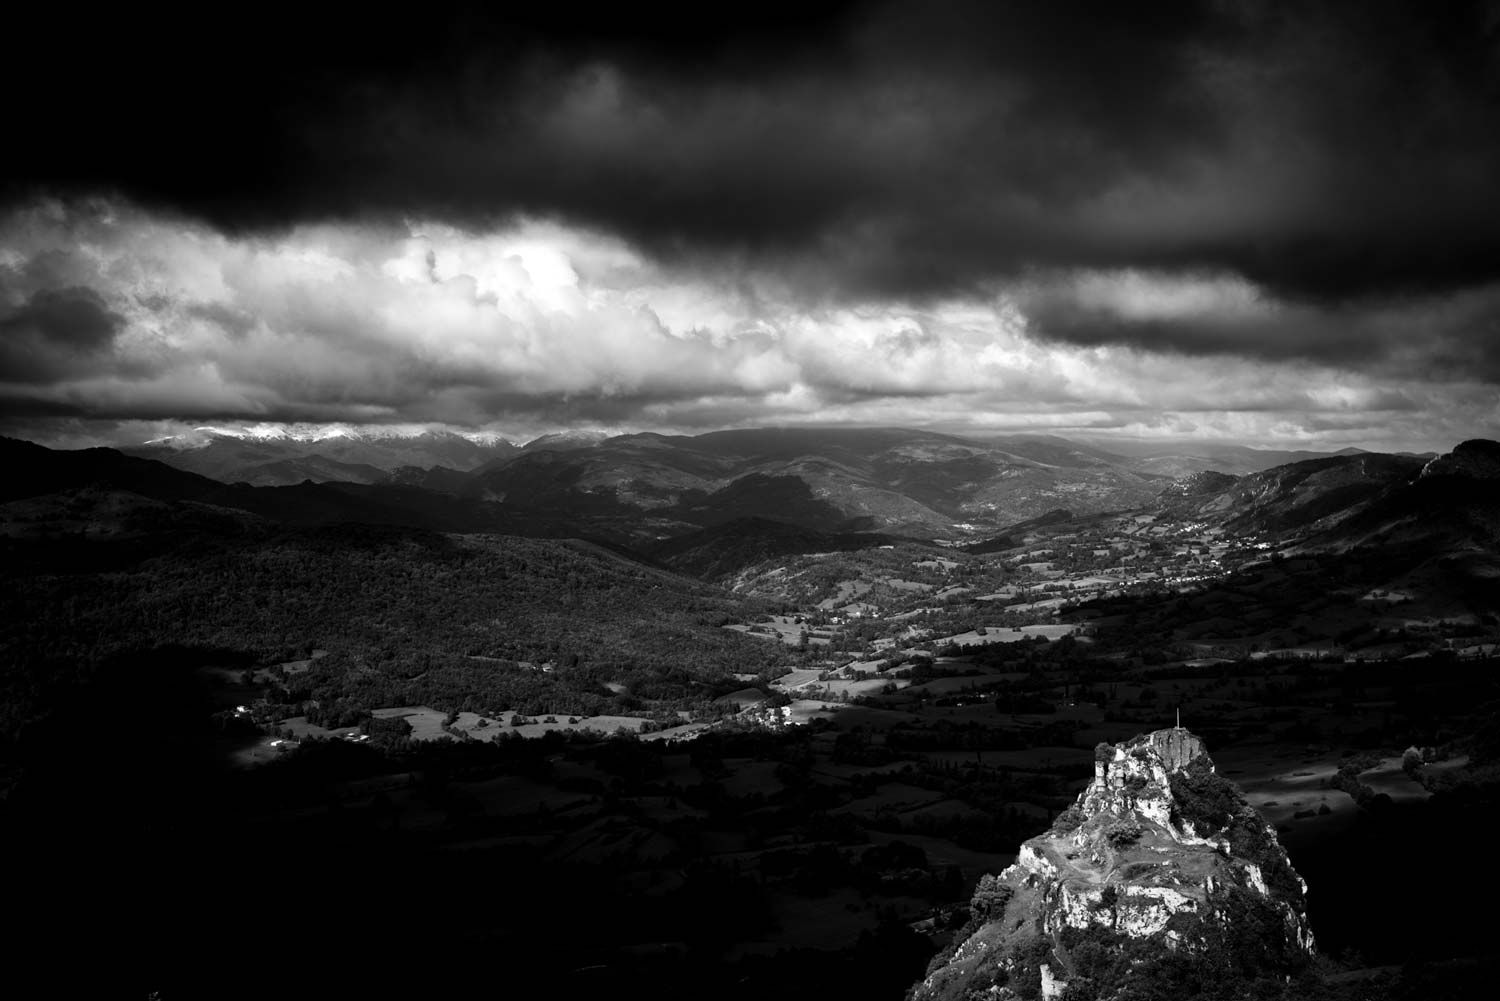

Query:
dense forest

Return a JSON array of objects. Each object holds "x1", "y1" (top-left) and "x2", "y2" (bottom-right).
[{"x1": 0, "y1": 524, "x2": 793, "y2": 743}]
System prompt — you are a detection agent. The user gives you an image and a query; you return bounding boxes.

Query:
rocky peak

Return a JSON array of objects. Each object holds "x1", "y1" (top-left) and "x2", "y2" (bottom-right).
[
  {"x1": 1076, "y1": 727, "x2": 1206, "y2": 828},
  {"x1": 914, "y1": 729, "x2": 1315, "y2": 1001}
]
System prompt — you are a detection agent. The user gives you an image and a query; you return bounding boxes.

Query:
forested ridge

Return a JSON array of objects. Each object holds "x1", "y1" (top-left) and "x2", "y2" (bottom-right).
[{"x1": 0, "y1": 524, "x2": 791, "y2": 742}]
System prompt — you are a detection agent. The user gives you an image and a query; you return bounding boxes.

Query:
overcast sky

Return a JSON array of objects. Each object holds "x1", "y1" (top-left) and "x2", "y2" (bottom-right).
[{"x1": 3, "y1": 1, "x2": 1500, "y2": 451}]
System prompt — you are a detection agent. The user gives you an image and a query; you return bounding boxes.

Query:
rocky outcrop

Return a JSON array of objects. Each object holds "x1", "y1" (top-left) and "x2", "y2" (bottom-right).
[{"x1": 913, "y1": 729, "x2": 1315, "y2": 1001}]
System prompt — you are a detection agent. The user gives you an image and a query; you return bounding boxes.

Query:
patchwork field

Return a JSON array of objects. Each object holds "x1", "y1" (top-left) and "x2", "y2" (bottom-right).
[
  {"x1": 817, "y1": 579, "x2": 875, "y2": 609},
  {"x1": 725, "y1": 614, "x2": 832, "y2": 646},
  {"x1": 935, "y1": 623, "x2": 1079, "y2": 647},
  {"x1": 371, "y1": 706, "x2": 449, "y2": 740},
  {"x1": 276, "y1": 715, "x2": 357, "y2": 739}
]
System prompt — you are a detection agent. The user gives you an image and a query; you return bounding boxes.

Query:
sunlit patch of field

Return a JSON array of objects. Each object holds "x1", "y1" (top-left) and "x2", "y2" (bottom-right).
[
  {"x1": 1213, "y1": 745, "x2": 1353, "y2": 830},
  {"x1": 1357, "y1": 758, "x2": 1431, "y2": 802},
  {"x1": 276, "y1": 715, "x2": 357, "y2": 739},
  {"x1": 786, "y1": 698, "x2": 843, "y2": 724},
  {"x1": 1068, "y1": 575, "x2": 1127, "y2": 588},
  {"x1": 368, "y1": 705, "x2": 650, "y2": 743},
  {"x1": 723, "y1": 614, "x2": 832, "y2": 645},
  {"x1": 276, "y1": 649, "x2": 327, "y2": 674},
  {"x1": 804, "y1": 677, "x2": 898, "y2": 698},
  {"x1": 641, "y1": 721, "x2": 717, "y2": 742},
  {"x1": 936, "y1": 623, "x2": 1078, "y2": 647},
  {"x1": 771, "y1": 667, "x2": 826, "y2": 690},
  {"x1": 888, "y1": 605, "x2": 945, "y2": 621},
  {"x1": 460, "y1": 710, "x2": 651, "y2": 739},
  {"x1": 816, "y1": 579, "x2": 875, "y2": 609},
  {"x1": 370, "y1": 706, "x2": 449, "y2": 740},
  {"x1": 975, "y1": 587, "x2": 1022, "y2": 601},
  {"x1": 1001, "y1": 596, "x2": 1070, "y2": 614}
]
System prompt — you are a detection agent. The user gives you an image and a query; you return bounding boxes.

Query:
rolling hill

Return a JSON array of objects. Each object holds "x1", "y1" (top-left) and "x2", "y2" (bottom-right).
[
  {"x1": 1155, "y1": 452, "x2": 1428, "y2": 536},
  {"x1": 463, "y1": 427, "x2": 1170, "y2": 536}
]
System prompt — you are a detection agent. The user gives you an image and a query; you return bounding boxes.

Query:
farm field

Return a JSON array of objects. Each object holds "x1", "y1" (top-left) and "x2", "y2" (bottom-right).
[
  {"x1": 796, "y1": 677, "x2": 899, "y2": 699},
  {"x1": 935, "y1": 623, "x2": 1078, "y2": 647},
  {"x1": 724, "y1": 614, "x2": 832, "y2": 646},
  {"x1": 1214, "y1": 745, "x2": 1354, "y2": 830},
  {"x1": 276, "y1": 715, "x2": 357, "y2": 739},
  {"x1": 447, "y1": 710, "x2": 652, "y2": 740},
  {"x1": 371, "y1": 706, "x2": 449, "y2": 740},
  {"x1": 94, "y1": 597, "x2": 1500, "y2": 1001},
  {"x1": 817, "y1": 579, "x2": 874, "y2": 609},
  {"x1": 1358, "y1": 758, "x2": 1432, "y2": 803}
]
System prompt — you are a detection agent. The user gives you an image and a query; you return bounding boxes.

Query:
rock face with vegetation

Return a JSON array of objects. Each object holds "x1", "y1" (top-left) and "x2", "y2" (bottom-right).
[{"x1": 914, "y1": 729, "x2": 1314, "y2": 1001}]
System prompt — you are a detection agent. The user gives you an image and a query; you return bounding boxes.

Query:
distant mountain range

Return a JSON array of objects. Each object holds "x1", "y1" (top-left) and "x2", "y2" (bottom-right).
[
  {"x1": 127, "y1": 425, "x2": 1438, "y2": 501},
  {"x1": 1071, "y1": 436, "x2": 1437, "y2": 478},
  {"x1": 126, "y1": 425, "x2": 523, "y2": 485},
  {"x1": 7, "y1": 430, "x2": 1497, "y2": 580},
  {"x1": 451, "y1": 426, "x2": 1182, "y2": 537},
  {"x1": 123, "y1": 425, "x2": 1214, "y2": 532},
  {"x1": 121, "y1": 424, "x2": 1456, "y2": 542}
]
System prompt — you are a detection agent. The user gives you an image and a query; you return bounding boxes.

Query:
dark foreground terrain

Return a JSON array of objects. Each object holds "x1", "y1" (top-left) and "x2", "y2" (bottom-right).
[
  {"x1": 4, "y1": 634, "x2": 1499, "y2": 999},
  {"x1": 3, "y1": 434, "x2": 1499, "y2": 998}
]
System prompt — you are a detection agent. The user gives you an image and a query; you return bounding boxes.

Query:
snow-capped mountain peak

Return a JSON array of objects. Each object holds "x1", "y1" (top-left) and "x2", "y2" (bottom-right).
[
  {"x1": 521, "y1": 429, "x2": 613, "y2": 450},
  {"x1": 142, "y1": 423, "x2": 519, "y2": 449}
]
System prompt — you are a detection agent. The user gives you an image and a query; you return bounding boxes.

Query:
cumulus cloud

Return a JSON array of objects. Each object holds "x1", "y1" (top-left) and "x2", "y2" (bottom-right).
[{"x1": 1, "y1": 198, "x2": 1496, "y2": 452}]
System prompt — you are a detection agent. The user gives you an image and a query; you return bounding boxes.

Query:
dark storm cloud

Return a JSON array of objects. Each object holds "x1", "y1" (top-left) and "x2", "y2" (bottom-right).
[
  {"x1": 0, "y1": 286, "x2": 124, "y2": 384},
  {"x1": 8, "y1": 0, "x2": 1500, "y2": 314},
  {"x1": 1013, "y1": 266, "x2": 1500, "y2": 381}
]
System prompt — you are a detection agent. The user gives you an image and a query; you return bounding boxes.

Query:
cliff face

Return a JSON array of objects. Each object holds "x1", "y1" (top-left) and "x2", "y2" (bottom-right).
[{"x1": 914, "y1": 729, "x2": 1315, "y2": 1001}]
